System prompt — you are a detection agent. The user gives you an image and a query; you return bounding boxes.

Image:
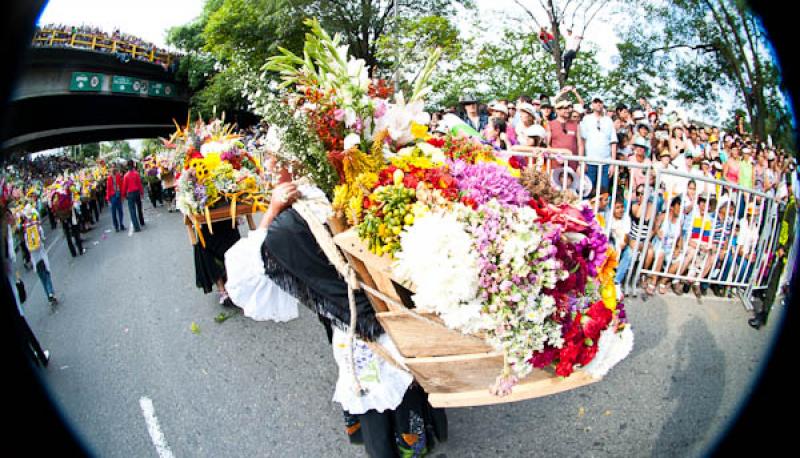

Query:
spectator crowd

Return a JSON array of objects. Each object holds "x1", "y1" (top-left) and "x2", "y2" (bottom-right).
[
  {"x1": 434, "y1": 87, "x2": 796, "y2": 314},
  {"x1": 32, "y1": 23, "x2": 178, "y2": 71}
]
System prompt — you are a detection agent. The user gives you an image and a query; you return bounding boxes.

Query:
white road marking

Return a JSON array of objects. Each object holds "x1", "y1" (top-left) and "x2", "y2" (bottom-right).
[
  {"x1": 139, "y1": 397, "x2": 175, "y2": 458},
  {"x1": 45, "y1": 233, "x2": 63, "y2": 255}
]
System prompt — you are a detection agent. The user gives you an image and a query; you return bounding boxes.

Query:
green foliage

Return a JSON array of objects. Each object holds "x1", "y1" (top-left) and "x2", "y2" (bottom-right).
[
  {"x1": 613, "y1": 0, "x2": 793, "y2": 150},
  {"x1": 428, "y1": 28, "x2": 614, "y2": 110}
]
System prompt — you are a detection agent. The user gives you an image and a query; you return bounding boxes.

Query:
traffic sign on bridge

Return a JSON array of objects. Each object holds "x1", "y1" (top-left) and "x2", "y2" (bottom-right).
[
  {"x1": 70, "y1": 72, "x2": 103, "y2": 92},
  {"x1": 111, "y1": 75, "x2": 149, "y2": 95}
]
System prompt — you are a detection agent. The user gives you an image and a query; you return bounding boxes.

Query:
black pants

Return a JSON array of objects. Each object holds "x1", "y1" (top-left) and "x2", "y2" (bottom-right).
[
  {"x1": 61, "y1": 219, "x2": 83, "y2": 257},
  {"x1": 563, "y1": 49, "x2": 577, "y2": 79},
  {"x1": 47, "y1": 208, "x2": 57, "y2": 230},
  {"x1": 89, "y1": 199, "x2": 99, "y2": 222},
  {"x1": 148, "y1": 182, "x2": 163, "y2": 208}
]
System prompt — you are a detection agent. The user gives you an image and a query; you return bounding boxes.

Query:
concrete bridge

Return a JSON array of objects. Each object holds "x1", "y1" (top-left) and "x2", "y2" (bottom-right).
[{"x1": 1, "y1": 46, "x2": 190, "y2": 154}]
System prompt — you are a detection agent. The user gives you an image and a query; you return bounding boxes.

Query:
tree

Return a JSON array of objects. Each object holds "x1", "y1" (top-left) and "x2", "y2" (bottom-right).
[
  {"x1": 613, "y1": 0, "x2": 793, "y2": 148},
  {"x1": 510, "y1": 0, "x2": 614, "y2": 88},
  {"x1": 428, "y1": 26, "x2": 616, "y2": 110},
  {"x1": 168, "y1": 0, "x2": 472, "y2": 116}
]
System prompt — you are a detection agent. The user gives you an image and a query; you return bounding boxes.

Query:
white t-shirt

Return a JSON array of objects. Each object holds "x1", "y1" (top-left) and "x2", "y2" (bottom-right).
[
  {"x1": 580, "y1": 114, "x2": 617, "y2": 160},
  {"x1": 565, "y1": 34, "x2": 582, "y2": 52}
]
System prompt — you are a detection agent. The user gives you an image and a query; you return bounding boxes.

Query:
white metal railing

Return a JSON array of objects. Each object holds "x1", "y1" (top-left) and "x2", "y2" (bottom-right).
[{"x1": 507, "y1": 150, "x2": 782, "y2": 309}]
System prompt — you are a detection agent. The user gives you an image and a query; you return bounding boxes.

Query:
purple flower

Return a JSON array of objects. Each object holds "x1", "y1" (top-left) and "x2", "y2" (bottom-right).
[{"x1": 448, "y1": 160, "x2": 531, "y2": 208}]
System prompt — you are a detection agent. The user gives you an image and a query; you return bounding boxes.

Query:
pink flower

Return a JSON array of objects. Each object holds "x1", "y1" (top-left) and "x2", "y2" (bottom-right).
[
  {"x1": 373, "y1": 99, "x2": 387, "y2": 118},
  {"x1": 333, "y1": 109, "x2": 346, "y2": 122}
]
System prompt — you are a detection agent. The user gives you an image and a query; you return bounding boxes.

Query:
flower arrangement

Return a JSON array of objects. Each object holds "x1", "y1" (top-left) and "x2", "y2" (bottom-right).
[
  {"x1": 166, "y1": 116, "x2": 271, "y2": 244},
  {"x1": 259, "y1": 21, "x2": 632, "y2": 396}
]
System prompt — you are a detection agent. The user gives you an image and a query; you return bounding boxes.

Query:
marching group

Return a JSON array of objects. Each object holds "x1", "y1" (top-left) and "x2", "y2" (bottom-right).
[{"x1": 1, "y1": 156, "x2": 165, "y2": 367}]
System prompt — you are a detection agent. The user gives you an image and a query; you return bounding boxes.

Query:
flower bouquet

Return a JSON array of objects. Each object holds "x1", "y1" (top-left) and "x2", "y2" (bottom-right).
[
  {"x1": 259, "y1": 21, "x2": 632, "y2": 406},
  {"x1": 166, "y1": 116, "x2": 271, "y2": 247}
]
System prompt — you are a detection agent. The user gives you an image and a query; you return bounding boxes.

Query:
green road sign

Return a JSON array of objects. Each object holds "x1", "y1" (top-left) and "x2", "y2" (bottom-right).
[
  {"x1": 111, "y1": 75, "x2": 149, "y2": 95},
  {"x1": 148, "y1": 81, "x2": 176, "y2": 97},
  {"x1": 70, "y1": 72, "x2": 103, "y2": 92}
]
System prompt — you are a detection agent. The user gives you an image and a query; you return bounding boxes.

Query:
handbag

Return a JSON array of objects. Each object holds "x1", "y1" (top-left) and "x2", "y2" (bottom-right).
[{"x1": 15, "y1": 278, "x2": 26, "y2": 303}]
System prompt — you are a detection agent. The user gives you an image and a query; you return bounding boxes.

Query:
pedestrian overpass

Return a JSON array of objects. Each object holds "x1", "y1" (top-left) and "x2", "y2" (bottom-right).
[{"x1": 1, "y1": 44, "x2": 190, "y2": 155}]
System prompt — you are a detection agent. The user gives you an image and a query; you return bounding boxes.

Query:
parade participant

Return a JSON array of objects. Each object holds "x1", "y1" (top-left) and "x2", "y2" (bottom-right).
[
  {"x1": 21, "y1": 205, "x2": 56, "y2": 304},
  {"x1": 106, "y1": 165, "x2": 126, "y2": 232},
  {"x1": 122, "y1": 160, "x2": 145, "y2": 232},
  {"x1": 60, "y1": 198, "x2": 85, "y2": 257},
  {"x1": 161, "y1": 167, "x2": 177, "y2": 213},
  {"x1": 261, "y1": 193, "x2": 447, "y2": 457}
]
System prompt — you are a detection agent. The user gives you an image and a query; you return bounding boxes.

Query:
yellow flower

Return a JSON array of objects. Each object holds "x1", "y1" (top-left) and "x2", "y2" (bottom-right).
[
  {"x1": 601, "y1": 282, "x2": 617, "y2": 311},
  {"x1": 203, "y1": 153, "x2": 222, "y2": 172},
  {"x1": 491, "y1": 157, "x2": 521, "y2": 178},
  {"x1": 411, "y1": 122, "x2": 429, "y2": 140}
]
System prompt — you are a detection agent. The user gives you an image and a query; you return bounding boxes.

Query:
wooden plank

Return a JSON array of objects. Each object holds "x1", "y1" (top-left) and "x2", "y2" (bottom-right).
[
  {"x1": 403, "y1": 352, "x2": 600, "y2": 407},
  {"x1": 333, "y1": 228, "x2": 407, "y2": 308},
  {"x1": 246, "y1": 214, "x2": 256, "y2": 230},
  {"x1": 326, "y1": 216, "x2": 388, "y2": 313},
  {"x1": 376, "y1": 311, "x2": 493, "y2": 358},
  {"x1": 426, "y1": 370, "x2": 600, "y2": 408},
  {"x1": 183, "y1": 204, "x2": 261, "y2": 226},
  {"x1": 333, "y1": 228, "x2": 416, "y2": 294}
]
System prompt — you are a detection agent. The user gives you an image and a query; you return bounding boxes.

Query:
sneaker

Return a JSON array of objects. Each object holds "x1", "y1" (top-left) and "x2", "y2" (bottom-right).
[
  {"x1": 42, "y1": 350, "x2": 50, "y2": 367},
  {"x1": 81, "y1": 248, "x2": 86, "y2": 255}
]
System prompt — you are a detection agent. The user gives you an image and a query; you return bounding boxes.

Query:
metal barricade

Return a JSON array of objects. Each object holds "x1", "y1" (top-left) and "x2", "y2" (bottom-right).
[{"x1": 506, "y1": 149, "x2": 783, "y2": 307}]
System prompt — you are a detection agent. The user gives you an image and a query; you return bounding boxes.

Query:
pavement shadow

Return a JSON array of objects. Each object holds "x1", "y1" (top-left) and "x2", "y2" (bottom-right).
[
  {"x1": 628, "y1": 295, "x2": 669, "y2": 356},
  {"x1": 652, "y1": 318, "x2": 725, "y2": 457}
]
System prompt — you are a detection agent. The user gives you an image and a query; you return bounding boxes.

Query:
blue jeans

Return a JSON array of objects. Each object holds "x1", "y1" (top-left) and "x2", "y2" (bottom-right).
[
  {"x1": 110, "y1": 192, "x2": 125, "y2": 231},
  {"x1": 615, "y1": 246, "x2": 633, "y2": 284},
  {"x1": 35, "y1": 260, "x2": 54, "y2": 297},
  {"x1": 586, "y1": 163, "x2": 610, "y2": 195},
  {"x1": 127, "y1": 191, "x2": 143, "y2": 231}
]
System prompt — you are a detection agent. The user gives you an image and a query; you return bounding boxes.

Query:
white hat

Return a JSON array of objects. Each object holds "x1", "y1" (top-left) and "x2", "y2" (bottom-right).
[
  {"x1": 518, "y1": 103, "x2": 537, "y2": 117},
  {"x1": 632, "y1": 110, "x2": 645, "y2": 120},
  {"x1": 551, "y1": 166, "x2": 593, "y2": 198},
  {"x1": 525, "y1": 124, "x2": 547, "y2": 138},
  {"x1": 488, "y1": 102, "x2": 508, "y2": 115}
]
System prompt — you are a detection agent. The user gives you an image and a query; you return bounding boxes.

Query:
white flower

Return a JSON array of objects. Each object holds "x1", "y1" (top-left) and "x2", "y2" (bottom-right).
[
  {"x1": 346, "y1": 58, "x2": 370, "y2": 92},
  {"x1": 343, "y1": 133, "x2": 361, "y2": 151},
  {"x1": 393, "y1": 212, "x2": 484, "y2": 333}
]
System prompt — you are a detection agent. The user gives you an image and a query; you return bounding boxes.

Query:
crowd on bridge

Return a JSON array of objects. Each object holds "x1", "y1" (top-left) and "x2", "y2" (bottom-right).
[{"x1": 32, "y1": 23, "x2": 178, "y2": 71}]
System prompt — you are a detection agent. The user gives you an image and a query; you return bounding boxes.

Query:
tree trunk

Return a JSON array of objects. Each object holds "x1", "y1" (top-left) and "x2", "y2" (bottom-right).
[{"x1": 548, "y1": 0, "x2": 565, "y2": 88}]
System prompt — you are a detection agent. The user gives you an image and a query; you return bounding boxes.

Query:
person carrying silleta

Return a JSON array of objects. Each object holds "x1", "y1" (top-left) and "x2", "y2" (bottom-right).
[{"x1": 122, "y1": 160, "x2": 145, "y2": 232}]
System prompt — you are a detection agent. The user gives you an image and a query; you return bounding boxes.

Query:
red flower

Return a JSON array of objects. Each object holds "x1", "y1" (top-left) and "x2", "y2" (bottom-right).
[
  {"x1": 530, "y1": 347, "x2": 558, "y2": 368},
  {"x1": 556, "y1": 358, "x2": 576, "y2": 377},
  {"x1": 578, "y1": 343, "x2": 599, "y2": 366},
  {"x1": 427, "y1": 138, "x2": 445, "y2": 148},
  {"x1": 403, "y1": 174, "x2": 419, "y2": 189}
]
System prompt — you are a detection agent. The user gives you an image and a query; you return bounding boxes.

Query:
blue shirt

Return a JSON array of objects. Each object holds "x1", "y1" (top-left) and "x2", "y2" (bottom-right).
[{"x1": 580, "y1": 114, "x2": 617, "y2": 160}]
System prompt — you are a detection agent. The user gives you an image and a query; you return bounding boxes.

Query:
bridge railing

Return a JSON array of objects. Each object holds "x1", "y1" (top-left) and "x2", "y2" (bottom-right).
[{"x1": 32, "y1": 29, "x2": 178, "y2": 68}]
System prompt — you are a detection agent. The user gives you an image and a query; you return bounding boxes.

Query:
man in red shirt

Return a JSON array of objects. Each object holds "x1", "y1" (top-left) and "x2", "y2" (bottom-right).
[
  {"x1": 122, "y1": 160, "x2": 145, "y2": 232},
  {"x1": 106, "y1": 164, "x2": 126, "y2": 232}
]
